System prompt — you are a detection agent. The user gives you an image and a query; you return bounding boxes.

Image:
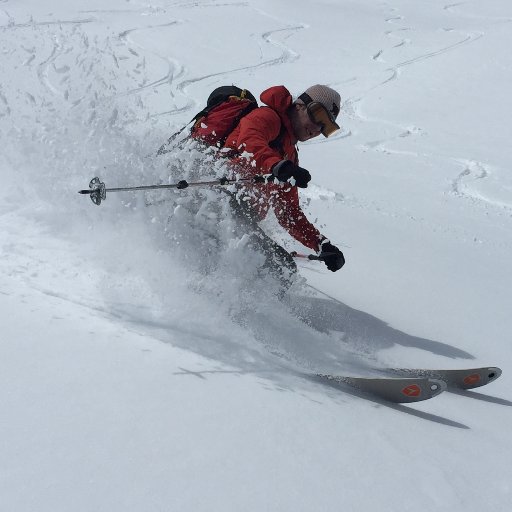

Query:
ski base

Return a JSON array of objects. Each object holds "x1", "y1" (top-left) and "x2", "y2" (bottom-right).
[
  {"x1": 316, "y1": 374, "x2": 447, "y2": 403},
  {"x1": 388, "y1": 367, "x2": 502, "y2": 390}
]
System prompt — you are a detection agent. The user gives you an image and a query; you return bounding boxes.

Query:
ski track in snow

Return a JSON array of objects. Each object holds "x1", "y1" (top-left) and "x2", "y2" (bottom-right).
[
  {"x1": 355, "y1": 4, "x2": 484, "y2": 108},
  {"x1": 116, "y1": 21, "x2": 186, "y2": 103},
  {"x1": 84, "y1": 4, "x2": 307, "y2": 120},
  {"x1": 444, "y1": 2, "x2": 467, "y2": 12},
  {"x1": 443, "y1": 1, "x2": 512, "y2": 23},
  {"x1": 338, "y1": 1, "x2": 512, "y2": 219},
  {"x1": 451, "y1": 159, "x2": 512, "y2": 211},
  {"x1": 0, "y1": 17, "x2": 96, "y2": 30},
  {"x1": 169, "y1": 22, "x2": 304, "y2": 119}
]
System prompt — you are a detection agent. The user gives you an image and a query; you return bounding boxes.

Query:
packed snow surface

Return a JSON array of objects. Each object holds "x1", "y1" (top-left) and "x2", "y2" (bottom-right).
[{"x1": 1, "y1": 0, "x2": 511, "y2": 510}]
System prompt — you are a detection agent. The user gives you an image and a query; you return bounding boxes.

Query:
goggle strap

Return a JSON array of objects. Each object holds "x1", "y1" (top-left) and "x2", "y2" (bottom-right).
[{"x1": 298, "y1": 93, "x2": 313, "y2": 105}]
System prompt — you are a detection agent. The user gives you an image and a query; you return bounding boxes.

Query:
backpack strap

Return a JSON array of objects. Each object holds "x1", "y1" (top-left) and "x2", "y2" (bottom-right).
[
  {"x1": 269, "y1": 121, "x2": 286, "y2": 155},
  {"x1": 257, "y1": 105, "x2": 288, "y2": 157}
]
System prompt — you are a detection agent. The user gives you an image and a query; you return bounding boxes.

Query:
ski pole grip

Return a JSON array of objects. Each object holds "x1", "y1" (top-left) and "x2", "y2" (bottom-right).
[
  {"x1": 315, "y1": 252, "x2": 338, "y2": 260},
  {"x1": 290, "y1": 251, "x2": 321, "y2": 260},
  {"x1": 290, "y1": 251, "x2": 338, "y2": 261}
]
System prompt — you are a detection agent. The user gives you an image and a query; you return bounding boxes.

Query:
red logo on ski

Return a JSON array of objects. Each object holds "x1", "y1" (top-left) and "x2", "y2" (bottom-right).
[
  {"x1": 463, "y1": 373, "x2": 481, "y2": 385},
  {"x1": 402, "y1": 384, "x2": 421, "y2": 397}
]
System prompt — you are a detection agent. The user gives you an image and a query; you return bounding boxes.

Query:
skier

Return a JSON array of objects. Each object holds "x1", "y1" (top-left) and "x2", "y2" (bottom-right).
[{"x1": 219, "y1": 84, "x2": 346, "y2": 280}]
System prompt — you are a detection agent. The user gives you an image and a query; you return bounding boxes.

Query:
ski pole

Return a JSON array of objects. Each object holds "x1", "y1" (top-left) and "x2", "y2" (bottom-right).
[{"x1": 78, "y1": 176, "x2": 257, "y2": 206}]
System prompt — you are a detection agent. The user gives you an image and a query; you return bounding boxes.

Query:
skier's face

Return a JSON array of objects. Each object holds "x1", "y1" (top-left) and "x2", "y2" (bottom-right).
[{"x1": 291, "y1": 103, "x2": 323, "y2": 142}]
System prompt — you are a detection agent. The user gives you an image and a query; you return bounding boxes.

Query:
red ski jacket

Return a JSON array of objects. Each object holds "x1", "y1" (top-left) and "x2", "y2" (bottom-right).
[{"x1": 224, "y1": 86, "x2": 323, "y2": 251}]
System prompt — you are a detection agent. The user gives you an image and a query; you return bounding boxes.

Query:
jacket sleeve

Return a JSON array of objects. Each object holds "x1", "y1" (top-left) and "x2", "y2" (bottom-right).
[
  {"x1": 230, "y1": 107, "x2": 283, "y2": 173},
  {"x1": 271, "y1": 186, "x2": 323, "y2": 251}
]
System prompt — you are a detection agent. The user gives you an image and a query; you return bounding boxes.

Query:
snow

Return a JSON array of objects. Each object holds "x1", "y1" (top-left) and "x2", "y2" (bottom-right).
[{"x1": 1, "y1": 0, "x2": 512, "y2": 510}]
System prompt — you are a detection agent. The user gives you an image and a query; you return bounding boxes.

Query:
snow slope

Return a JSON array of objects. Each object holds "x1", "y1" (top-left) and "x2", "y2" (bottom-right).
[{"x1": 1, "y1": 0, "x2": 511, "y2": 510}]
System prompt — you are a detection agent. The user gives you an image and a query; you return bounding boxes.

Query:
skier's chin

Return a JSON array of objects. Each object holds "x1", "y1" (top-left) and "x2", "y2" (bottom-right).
[{"x1": 298, "y1": 132, "x2": 313, "y2": 142}]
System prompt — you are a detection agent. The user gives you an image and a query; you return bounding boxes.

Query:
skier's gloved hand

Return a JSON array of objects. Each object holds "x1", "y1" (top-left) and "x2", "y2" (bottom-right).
[
  {"x1": 318, "y1": 239, "x2": 345, "y2": 272},
  {"x1": 272, "y1": 160, "x2": 311, "y2": 188}
]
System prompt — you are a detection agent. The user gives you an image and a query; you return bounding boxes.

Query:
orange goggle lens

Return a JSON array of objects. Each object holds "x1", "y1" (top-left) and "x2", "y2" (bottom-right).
[{"x1": 307, "y1": 102, "x2": 340, "y2": 137}]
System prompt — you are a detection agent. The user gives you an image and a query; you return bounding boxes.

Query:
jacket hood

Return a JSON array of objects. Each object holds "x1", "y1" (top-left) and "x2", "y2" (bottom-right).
[{"x1": 260, "y1": 85, "x2": 293, "y2": 113}]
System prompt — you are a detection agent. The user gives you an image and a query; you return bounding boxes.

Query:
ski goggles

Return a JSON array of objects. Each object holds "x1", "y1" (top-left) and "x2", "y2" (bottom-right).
[{"x1": 299, "y1": 93, "x2": 340, "y2": 137}]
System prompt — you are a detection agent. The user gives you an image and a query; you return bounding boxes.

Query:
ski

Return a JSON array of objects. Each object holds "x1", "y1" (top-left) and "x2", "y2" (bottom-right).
[
  {"x1": 387, "y1": 366, "x2": 502, "y2": 390},
  {"x1": 316, "y1": 374, "x2": 447, "y2": 403}
]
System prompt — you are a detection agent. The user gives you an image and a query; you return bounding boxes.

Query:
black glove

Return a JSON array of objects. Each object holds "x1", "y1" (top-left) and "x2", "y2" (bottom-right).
[
  {"x1": 272, "y1": 160, "x2": 311, "y2": 188},
  {"x1": 319, "y1": 240, "x2": 345, "y2": 272}
]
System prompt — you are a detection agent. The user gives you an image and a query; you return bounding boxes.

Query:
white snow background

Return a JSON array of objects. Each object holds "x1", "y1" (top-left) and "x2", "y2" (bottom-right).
[{"x1": 1, "y1": 0, "x2": 511, "y2": 510}]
